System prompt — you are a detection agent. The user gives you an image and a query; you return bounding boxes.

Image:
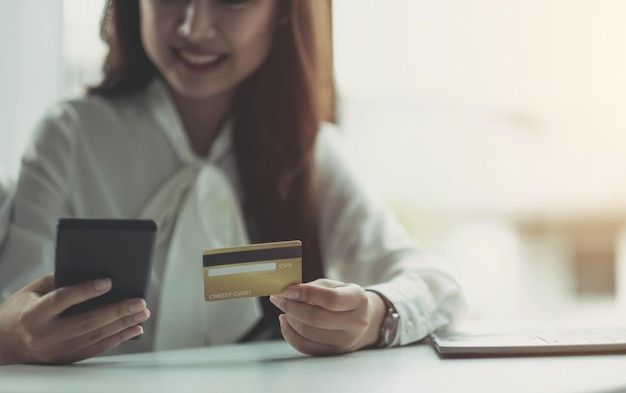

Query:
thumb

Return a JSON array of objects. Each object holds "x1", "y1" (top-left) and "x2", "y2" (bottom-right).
[{"x1": 21, "y1": 274, "x2": 55, "y2": 296}]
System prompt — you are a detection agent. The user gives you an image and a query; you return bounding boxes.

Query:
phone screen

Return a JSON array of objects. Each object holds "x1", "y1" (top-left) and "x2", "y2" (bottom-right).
[{"x1": 54, "y1": 218, "x2": 157, "y2": 317}]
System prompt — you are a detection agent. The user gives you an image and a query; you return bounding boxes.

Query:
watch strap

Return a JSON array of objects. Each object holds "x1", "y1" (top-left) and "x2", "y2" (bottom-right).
[{"x1": 369, "y1": 290, "x2": 400, "y2": 348}]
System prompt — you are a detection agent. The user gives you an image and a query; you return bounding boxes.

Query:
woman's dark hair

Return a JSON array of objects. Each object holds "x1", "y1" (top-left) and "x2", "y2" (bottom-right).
[
  {"x1": 90, "y1": 1, "x2": 156, "y2": 94},
  {"x1": 91, "y1": 0, "x2": 335, "y2": 282}
]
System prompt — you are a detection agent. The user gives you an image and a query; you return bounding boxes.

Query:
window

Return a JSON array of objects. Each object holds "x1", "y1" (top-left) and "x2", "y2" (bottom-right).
[{"x1": 333, "y1": 0, "x2": 626, "y2": 322}]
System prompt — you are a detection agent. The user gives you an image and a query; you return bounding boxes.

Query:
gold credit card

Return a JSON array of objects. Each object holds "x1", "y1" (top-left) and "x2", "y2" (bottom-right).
[{"x1": 202, "y1": 240, "x2": 302, "y2": 302}]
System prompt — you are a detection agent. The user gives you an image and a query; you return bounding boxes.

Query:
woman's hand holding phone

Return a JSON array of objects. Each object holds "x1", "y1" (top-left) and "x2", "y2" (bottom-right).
[{"x1": 0, "y1": 274, "x2": 149, "y2": 365}]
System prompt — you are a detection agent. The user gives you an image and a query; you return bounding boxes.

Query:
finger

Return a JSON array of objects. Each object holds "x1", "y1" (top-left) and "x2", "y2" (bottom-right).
[
  {"x1": 52, "y1": 298, "x2": 148, "y2": 341},
  {"x1": 306, "y1": 278, "x2": 346, "y2": 289},
  {"x1": 66, "y1": 307, "x2": 150, "y2": 349},
  {"x1": 279, "y1": 315, "x2": 338, "y2": 356},
  {"x1": 270, "y1": 295, "x2": 361, "y2": 331},
  {"x1": 51, "y1": 325, "x2": 144, "y2": 365},
  {"x1": 37, "y1": 305, "x2": 148, "y2": 364},
  {"x1": 282, "y1": 282, "x2": 366, "y2": 312},
  {"x1": 38, "y1": 278, "x2": 112, "y2": 319},
  {"x1": 284, "y1": 314, "x2": 356, "y2": 350}
]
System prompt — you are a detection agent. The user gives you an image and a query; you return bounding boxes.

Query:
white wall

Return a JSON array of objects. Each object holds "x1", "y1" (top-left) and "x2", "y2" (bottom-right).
[{"x1": 0, "y1": 0, "x2": 64, "y2": 176}]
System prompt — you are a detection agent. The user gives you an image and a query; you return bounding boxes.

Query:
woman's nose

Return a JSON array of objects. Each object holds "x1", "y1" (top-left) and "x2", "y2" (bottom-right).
[{"x1": 177, "y1": 0, "x2": 217, "y2": 42}]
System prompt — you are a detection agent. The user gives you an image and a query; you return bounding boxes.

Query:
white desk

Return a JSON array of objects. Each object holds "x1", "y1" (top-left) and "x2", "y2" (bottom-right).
[{"x1": 1, "y1": 340, "x2": 626, "y2": 393}]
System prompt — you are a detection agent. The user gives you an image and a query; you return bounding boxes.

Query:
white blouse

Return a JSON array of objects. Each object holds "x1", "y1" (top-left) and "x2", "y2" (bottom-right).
[{"x1": 0, "y1": 79, "x2": 467, "y2": 354}]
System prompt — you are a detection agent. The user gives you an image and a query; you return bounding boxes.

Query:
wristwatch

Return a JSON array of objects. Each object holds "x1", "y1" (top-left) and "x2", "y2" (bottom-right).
[{"x1": 375, "y1": 297, "x2": 400, "y2": 348}]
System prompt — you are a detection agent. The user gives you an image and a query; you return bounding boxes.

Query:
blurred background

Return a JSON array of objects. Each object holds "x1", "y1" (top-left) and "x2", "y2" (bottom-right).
[{"x1": 2, "y1": 0, "x2": 626, "y2": 325}]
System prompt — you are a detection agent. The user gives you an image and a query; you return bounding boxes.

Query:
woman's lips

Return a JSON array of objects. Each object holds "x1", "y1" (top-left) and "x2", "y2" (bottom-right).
[{"x1": 175, "y1": 50, "x2": 227, "y2": 72}]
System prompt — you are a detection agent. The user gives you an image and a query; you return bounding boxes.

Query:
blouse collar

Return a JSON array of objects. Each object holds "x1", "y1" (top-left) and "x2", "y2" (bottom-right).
[{"x1": 144, "y1": 77, "x2": 233, "y2": 167}]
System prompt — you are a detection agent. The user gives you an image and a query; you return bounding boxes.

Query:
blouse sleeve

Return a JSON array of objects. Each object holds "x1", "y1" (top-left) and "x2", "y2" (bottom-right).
[
  {"x1": 0, "y1": 103, "x2": 79, "y2": 301},
  {"x1": 0, "y1": 169, "x2": 15, "y2": 252},
  {"x1": 314, "y1": 123, "x2": 468, "y2": 346}
]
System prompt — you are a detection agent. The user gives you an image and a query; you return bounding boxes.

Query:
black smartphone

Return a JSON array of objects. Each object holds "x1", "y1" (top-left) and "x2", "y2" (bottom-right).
[{"x1": 54, "y1": 218, "x2": 157, "y2": 318}]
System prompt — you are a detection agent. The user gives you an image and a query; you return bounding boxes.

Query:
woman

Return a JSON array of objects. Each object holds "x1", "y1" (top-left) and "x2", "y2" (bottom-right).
[{"x1": 0, "y1": 0, "x2": 466, "y2": 365}]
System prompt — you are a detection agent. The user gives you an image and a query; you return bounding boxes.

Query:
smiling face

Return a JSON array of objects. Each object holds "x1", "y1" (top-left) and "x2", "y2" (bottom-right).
[{"x1": 139, "y1": 0, "x2": 280, "y2": 101}]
